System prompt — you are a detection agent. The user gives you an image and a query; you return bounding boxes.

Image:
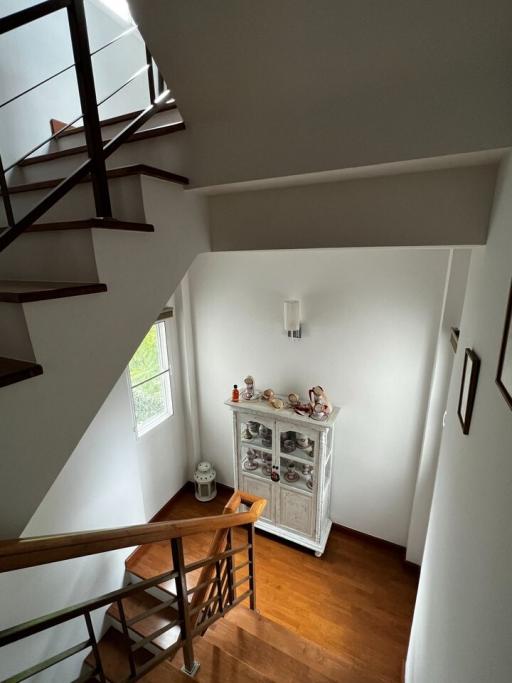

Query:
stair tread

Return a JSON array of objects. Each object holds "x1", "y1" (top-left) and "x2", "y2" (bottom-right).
[
  {"x1": 20, "y1": 121, "x2": 186, "y2": 167},
  {"x1": 0, "y1": 356, "x2": 43, "y2": 388},
  {"x1": 3, "y1": 164, "x2": 188, "y2": 195},
  {"x1": 85, "y1": 627, "x2": 153, "y2": 682},
  {"x1": 108, "y1": 590, "x2": 180, "y2": 650},
  {"x1": 57, "y1": 101, "x2": 177, "y2": 138},
  {"x1": 22, "y1": 218, "x2": 154, "y2": 233},
  {"x1": 171, "y1": 636, "x2": 277, "y2": 683},
  {"x1": 224, "y1": 606, "x2": 362, "y2": 680},
  {"x1": 0, "y1": 280, "x2": 107, "y2": 303},
  {"x1": 205, "y1": 619, "x2": 332, "y2": 683}
]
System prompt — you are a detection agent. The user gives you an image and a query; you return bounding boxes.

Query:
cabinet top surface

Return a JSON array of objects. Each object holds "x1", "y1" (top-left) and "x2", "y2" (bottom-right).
[{"x1": 225, "y1": 397, "x2": 340, "y2": 429}]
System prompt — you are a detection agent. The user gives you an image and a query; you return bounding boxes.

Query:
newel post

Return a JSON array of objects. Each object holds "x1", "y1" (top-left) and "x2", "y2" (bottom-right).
[
  {"x1": 170, "y1": 537, "x2": 200, "y2": 677},
  {"x1": 67, "y1": 0, "x2": 112, "y2": 217}
]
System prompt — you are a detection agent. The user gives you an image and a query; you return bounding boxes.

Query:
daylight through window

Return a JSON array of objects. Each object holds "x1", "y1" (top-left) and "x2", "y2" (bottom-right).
[{"x1": 129, "y1": 321, "x2": 173, "y2": 436}]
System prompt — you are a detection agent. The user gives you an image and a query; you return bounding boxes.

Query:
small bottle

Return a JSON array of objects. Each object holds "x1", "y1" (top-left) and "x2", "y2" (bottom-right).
[{"x1": 232, "y1": 384, "x2": 239, "y2": 402}]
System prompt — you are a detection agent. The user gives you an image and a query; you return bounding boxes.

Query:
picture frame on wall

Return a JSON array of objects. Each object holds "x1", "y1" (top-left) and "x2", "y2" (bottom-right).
[
  {"x1": 457, "y1": 348, "x2": 481, "y2": 435},
  {"x1": 496, "y1": 279, "x2": 512, "y2": 410}
]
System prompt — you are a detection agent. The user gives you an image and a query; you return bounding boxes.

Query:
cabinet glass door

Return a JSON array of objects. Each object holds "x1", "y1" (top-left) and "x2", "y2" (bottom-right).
[
  {"x1": 277, "y1": 424, "x2": 316, "y2": 495},
  {"x1": 238, "y1": 414, "x2": 274, "y2": 482}
]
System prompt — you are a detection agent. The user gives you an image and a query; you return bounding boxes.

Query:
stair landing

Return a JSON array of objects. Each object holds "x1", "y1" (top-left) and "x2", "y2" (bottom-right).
[{"x1": 125, "y1": 486, "x2": 418, "y2": 683}]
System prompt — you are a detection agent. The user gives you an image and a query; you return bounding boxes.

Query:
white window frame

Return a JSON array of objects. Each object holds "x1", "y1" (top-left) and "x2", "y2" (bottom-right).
[{"x1": 128, "y1": 320, "x2": 173, "y2": 438}]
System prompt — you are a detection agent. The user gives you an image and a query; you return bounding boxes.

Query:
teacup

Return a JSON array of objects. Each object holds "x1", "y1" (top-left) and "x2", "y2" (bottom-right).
[
  {"x1": 296, "y1": 433, "x2": 309, "y2": 448},
  {"x1": 248, "y1": 421, "x2": 259, "y2": 436}
]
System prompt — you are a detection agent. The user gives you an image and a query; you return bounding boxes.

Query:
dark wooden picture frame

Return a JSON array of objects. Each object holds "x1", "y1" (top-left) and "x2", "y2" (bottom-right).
[
  {"x1": 496, "y1": 279, "x2": 512, "y2": 410},
  {"x1": 457, "y1": 348, "x2": 481, "y2": 435}
]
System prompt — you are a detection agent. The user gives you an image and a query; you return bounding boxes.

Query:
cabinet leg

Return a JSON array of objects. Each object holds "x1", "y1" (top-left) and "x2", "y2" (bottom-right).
[{"x1": 314, "y1": 550, "x2": 323, "y2": 558}]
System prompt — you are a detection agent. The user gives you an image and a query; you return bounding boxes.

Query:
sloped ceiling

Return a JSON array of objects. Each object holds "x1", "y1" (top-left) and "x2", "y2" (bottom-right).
[{"x1": 131, "y1": 0, "x2": 512, "y2": 187}]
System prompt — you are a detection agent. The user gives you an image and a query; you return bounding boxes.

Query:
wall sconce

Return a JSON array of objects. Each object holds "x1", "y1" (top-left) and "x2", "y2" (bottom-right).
[{"x1": 284, "y1": 299, "x2": 301, "y2": 339}]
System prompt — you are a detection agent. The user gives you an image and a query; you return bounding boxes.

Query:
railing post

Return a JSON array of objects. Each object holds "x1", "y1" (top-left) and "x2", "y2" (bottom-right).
[
  {"x1": 145, "y1": 47, "x2": 156, "y2": 102},
  {"x1": 214, "y1": 560, "x2": 224, "y2": 615},
  {"x1": 247, "y1": 523, "x2": 257, "y2": 611},
  {"x1": 171, "y1": 537, "x2": 200, "y2": 677},
  {"x1": 0, "y1": 153, "x2": 15, "y2": 228},
  {"x1": 158, "y1": 71, "x2": 165, "y2": 97},
  {"x1": 116, "y1": 599, "x2": 137, "y2": 680},
  {"x1": 67, "y1": 0, "x2": 112, "y2": 217},
  {"x1": 84, "y1": 612, "x2": 106, "y2": 683},
  {"x1": 225, "y1": 528, "x2": 235, "y2": 606}
]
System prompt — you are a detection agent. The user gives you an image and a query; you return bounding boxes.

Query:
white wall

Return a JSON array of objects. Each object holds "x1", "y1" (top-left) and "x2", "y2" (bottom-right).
[
  {"x1": 185, "y1": 248, "x2": 450, "y2": 545},
  {"x1": 406, "y1": 155, "x2": 512, "y2": 682},
  {"x1": 0, "y1": 311, "x2": 188, "y2": 681},
  {"x1": 406, "y1": 249, "x2": 471, "y2": 564},
  {"x1": 0, "y1": 0, "x2": 147, "y2": 169}
]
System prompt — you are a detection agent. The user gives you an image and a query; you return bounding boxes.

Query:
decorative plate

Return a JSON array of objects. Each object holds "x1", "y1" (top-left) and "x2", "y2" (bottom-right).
[
  {"x1": 284, "y1": 471, "x2": 299, "y2": 483},
  {"x1": 241, "y1": 391, "x2": 262, "y2": 401},
  {"x1": 243, "y1": 459, "x2": 258, "y2": 471}
]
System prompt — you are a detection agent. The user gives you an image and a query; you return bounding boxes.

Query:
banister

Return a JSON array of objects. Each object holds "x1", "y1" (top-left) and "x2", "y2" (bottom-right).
[
  {"x1": 0, "y1": 491, "x2": 266, "y2": 573},
  {"x1": 188, "y1": 491, "x2": 264, "y2": 623}
]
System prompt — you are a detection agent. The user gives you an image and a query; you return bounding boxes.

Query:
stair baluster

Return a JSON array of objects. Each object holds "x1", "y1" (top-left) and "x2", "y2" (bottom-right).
[{"x1": 171, "y1": 537, "x2": 201, "y2": 677}]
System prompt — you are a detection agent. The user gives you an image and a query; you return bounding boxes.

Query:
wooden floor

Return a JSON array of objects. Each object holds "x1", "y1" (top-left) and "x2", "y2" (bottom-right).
[{"x1": 127, "y1": 487, "x2": 418, "y2": 683}]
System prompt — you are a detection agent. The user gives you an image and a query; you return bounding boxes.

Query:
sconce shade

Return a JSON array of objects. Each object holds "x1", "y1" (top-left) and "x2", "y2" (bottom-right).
[{"x1": 284, "y1": 300, "x2": 301, "y2": 332}]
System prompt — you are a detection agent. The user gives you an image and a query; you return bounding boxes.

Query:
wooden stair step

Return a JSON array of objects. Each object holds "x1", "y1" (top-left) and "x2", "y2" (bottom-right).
[
  {"x1": 23, "y1": 218, "x2": 154, "y2": 233},
  {"x1": 0, "y1": 280, "x2": 107, "y2": 303},
  {"x1": 224, "y1": 606, "x2": 368, "y2": 681},
  {"x1": 85, "y1": 627, "x2": 188, "y2": 683},
  {"x1": 84, "y1": 627, "x2": 151, "y2": 682},
  {"x1": 3, "y1": 164, "x2": 188, "y2": 195},
  {"x1": 126, "y1": 566, "x2": 176, "y2": 597},
  {"x1": 205, "y1": 617, "x2": 337, "y2": 683},
  {"x1": 56, "y1": 101, "x2": 177, "y2": 138},
  {"x1": 171, "y1": 636, "x2": 276, "y2": 683},
  {"x1": 108, "y1": 590, "x2": 179, "y2": 650},
  {"x1": 0, "y1": 357, "x2": 43, "y2": 388},
  {"x1": 20, "y1": 122, "x2": 186, "y2": 167}
]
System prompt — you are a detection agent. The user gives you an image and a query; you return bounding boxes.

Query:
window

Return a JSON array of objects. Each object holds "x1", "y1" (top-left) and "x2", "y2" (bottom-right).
[{"x1": 128, "y1": 321, "x2": 173, "y2": 436}]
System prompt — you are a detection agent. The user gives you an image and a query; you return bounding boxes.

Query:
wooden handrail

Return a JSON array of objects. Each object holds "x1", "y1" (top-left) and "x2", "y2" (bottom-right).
[
  {"x1": 189, "y1": 490, "x2": 259, "y2": 623},
  {"x1": 0, "y1": 491, "x2": 266, "y2": 573}
]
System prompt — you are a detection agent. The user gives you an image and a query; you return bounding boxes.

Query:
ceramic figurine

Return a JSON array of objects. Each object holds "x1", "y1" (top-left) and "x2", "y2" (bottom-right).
[
  {"x1": 242, "y1": 424, "x2": 252, "y2": 440},
  {"x1": 262, "y1": 388, "x2": 274, "y2": 401},
  {"x1": 241, "y1": 375, "x2": 255, "y2": 400},
  {"x1": 270, "y1": 397, "x2": 284, "y2": 410},
  {"x1": 293, "y1": 385, "x2": 332, "y2": 421},
  {"x1": 288, "y1": 392, "x2": 300, "y2": 406}
]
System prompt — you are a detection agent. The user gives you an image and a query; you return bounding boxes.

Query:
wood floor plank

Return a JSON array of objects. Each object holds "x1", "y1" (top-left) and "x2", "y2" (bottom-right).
[{"x1": 126, "y1": 487, "x2": 418, "y2": 683}]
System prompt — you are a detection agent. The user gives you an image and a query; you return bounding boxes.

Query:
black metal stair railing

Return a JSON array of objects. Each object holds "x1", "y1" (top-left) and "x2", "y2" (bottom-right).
[
  {"x1": 0, "y1": 523, "x2": 258, "y2": 682},
  {"x1": 0, "y1": 0, "x2": 170, "y2": 253}
]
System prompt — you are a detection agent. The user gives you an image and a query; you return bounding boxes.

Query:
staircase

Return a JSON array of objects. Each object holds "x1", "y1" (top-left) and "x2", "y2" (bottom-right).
[
  {"x1": 85, "y1": 606, "x2": 365, "y2": 683},
  {"x1": 0, "y1": 490, "x2": 375, "y2": 683},
  {"x1": 0, "y1": 0, "x2": 209, "y2": 538}
]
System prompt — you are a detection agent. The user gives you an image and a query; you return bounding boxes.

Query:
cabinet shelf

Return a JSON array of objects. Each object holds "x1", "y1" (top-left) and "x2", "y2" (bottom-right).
[
  {"x1": 241, "y1": 437, "x2": 273, "y2": 453},
  {"x1": 279, "y1": 449, "x2": 315, "y2": 464}
]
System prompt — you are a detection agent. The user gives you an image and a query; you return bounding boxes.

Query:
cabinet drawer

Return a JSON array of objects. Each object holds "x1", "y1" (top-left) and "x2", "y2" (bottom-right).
[
  {"x1": 240, "y1": 474, "x2": 274, "y2": 523},
  {"x1": 279, "y1": 488, "x2": 313, "y2": 537}
]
